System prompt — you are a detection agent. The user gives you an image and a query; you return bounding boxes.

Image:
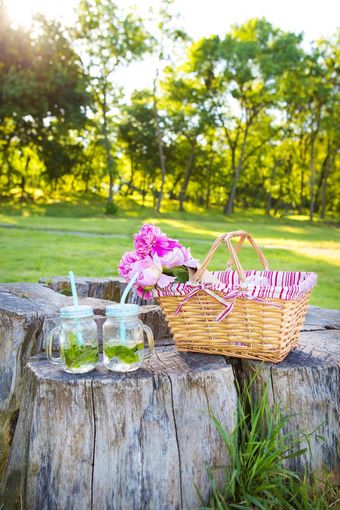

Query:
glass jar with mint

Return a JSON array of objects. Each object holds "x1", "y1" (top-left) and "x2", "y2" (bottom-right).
[
  {"x1": 46, "y1": 305, "x2": 99, "y2": 374},
  {"x1": 103, "y1": 304, "x2": 154, "y2": 372}
]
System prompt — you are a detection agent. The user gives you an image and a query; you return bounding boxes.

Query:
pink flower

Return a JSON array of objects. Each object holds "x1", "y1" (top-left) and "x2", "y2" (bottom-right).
[
  {"x1": 181, "y1": 247, "x2": 199, "y2": 268},
  {"x1": 119, "y1": 223, "x2": 199, "y2": 298},
  {"x1": 134, "y1": 223, "x2": 181, "y2": 258},
  {"x1": 118, "y1": 251, "x2": 140, "y2": 280},
  {"x1": 159, "y1": 247, "x2": 183, "y2": 268},
  {"x1": 160, "y1": 246, "x2": 198, "y2": 269},
  {"x1": 131, "y1": 254, "x2": 176, "y2": 290}
]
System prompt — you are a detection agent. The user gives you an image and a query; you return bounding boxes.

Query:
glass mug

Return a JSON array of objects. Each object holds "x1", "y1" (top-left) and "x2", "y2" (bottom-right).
[
  {"x1": 47, "y1": 305, "x2": 99, "y2": 374},
  {"x1": 103, "y1": 304, "x2": 154, "y2": 372}
]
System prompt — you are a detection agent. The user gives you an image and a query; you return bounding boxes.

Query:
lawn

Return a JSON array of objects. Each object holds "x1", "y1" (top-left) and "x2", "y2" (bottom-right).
[{"x1": 0, "y1": 197, "x2": 339, "y2": 309}]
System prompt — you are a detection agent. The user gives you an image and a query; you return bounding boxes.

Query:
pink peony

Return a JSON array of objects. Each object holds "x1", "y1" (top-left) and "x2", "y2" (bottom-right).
[
  {"x1": 131, "y1": 254, "x2": 176, "y2": 292},
  {"x1": 118, "y1": 223, "x2": 200, "y2": 298},
  {"x1": 180, "y1": 247, "x2": 199, "y2": 269},
  {"x1": 118, "y1": 251, "x2": 140, "y2": 280},
  {"x1": 134, "y1": 223, "x2": 181, "y2": 258},
  {"x1": 160, "y1": 246, "x2": 199, "y2": 269}
]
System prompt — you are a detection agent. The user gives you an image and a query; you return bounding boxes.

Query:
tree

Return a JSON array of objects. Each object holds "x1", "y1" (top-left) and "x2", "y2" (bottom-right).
[
  {"x1": 117, "y1": 90, "x2": 159, "y2": 202},
  {"x1": 162, "y1": 67, "x2": 214, "y2": 211},
  {"x1": 0, "y1": 5, "x2": 90, "y2": 193},
  {"x1": 184, "y1": 19, "x2": 304, "y2": 214},
  {"x1": 149, "y1": 0, "x2": 189, "y2": 212},
  {"x1": 76, "y1": 0, "x2": 151, "y2": 207},
  {"x1": 280, "y1": 34, "x2": 340, "y2": 220}
]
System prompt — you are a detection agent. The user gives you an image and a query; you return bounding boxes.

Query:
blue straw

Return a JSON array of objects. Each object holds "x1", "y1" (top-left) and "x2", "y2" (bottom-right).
[
  {"x1": 69, "y1": 271, "x2": 79, "y2": 306},
  {"x1": 120, "y1": 272, "x2": 139, "y2": 304},
  {"x1": 69, "y1": 271, "x2": 84, "y2": 345},
  {"x1": 120, "y1": 272, "x2": 140, "y2": 343}
]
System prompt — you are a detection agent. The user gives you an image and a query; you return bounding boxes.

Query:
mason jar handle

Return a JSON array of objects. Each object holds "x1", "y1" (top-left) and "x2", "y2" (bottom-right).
[
  {"x1": 142, "y1": 324, "x2": 154, "y2": 353},
  {"x1": 47, "y1": 326, "x2": 61, "y2": 364}
]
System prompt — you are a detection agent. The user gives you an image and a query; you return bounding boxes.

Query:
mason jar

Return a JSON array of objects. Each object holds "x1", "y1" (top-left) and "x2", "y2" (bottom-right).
[
  {"x1": 103, "y1": 304, "x2": 154, "y2": 373},
  {"x1": 46, "y1": 305, "x2": 99, "y2": 374}
]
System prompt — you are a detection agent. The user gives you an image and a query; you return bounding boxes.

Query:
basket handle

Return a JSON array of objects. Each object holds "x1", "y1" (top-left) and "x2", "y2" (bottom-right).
[
  {"x1": 192, "y1": 230, "x2": 269, "y2": 283},
  {"x1": 226, "y1": 234, "x2": 253, "y2": 270}
]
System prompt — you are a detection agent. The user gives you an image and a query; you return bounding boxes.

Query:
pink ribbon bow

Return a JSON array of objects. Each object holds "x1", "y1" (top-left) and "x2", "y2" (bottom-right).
[{"x1": 175, "y1": 283, "x2": 281, "y2": 322}]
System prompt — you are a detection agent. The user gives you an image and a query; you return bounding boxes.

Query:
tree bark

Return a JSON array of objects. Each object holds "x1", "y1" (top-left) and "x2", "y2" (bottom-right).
[
  {"x1": 223, "y1": 126, "x2": 249, "y2": 215},
  {"x1": 315, "y1": 139, "x2": 332, "y2": 218},
  {"x1": 179, "y1": 139, "x2": 197, "y2": 212},
  {"x1": 1, "y1": 279, "x2": 339, "y2": 507},
  {"x1": 242, "y1": 325, "x2": 340, "y2": 484},
  {"x1": 299, "y1": 168, "x2": 305, "y2": 214},
  {"x1": 320, "y1": 153, "x2": 332, "y2": 219},
  {"x1": 153, "y1": 79, "x2": 167, "y2": 214},
  {"x1": 102, "y1": 84, "x2": 114, "y2": 205},
  {"x1": 125, "y1": 155, "x2": 135, "y2": 196},
  {"x1": 169, "y1": 171, "x2": 183, "y2": 200},
  {"x1": 2, "y1": 348, "x2": 237, "y2": 510},
  {"x1": 265, "y1": 161, "x2": 277, "y2": 216},
  {"x1": 309, "y1": 135, "x2": 316, "y2": 221},
  {"x1": 205, "y1": 168, "x2": 212, "y2": 209}
]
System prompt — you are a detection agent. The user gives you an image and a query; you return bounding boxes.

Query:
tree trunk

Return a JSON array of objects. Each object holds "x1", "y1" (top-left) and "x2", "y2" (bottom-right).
[
  {"x1": 153, "y1": 79, "x2": 167, "y2": 214},
  {"x1": 242, "y1": 325, "x2": 340, "y2": 484},
  {"x1": 309, "y1": 136, "x2": 316, "y2": 221},
  {"x1": 169, "y1": 172, "x2": 183, "y2": 200},
  {"x1": 205, "y1": 168, "x2": 212, "y2": 209},
  {"x1": 2, "y1": 348, "x2": 236, "y2": 510},
  {"x1": 20, "y1": 156, "x2": 30, "y2": 197},
  {"x1": 265, "y1": 162, "x2": 276, "y2": 216},
  {"x1": 1, "y1": 280, "x2": 339, "y2": 508},
  {"x1": 321, "y1": 145, "x2": 333, "y2": 219},
  {"x1": 298, "y1": 168, "x2": 305, "y2": 214},
  {"x1": 102, "y1": 84, "x2": 114, "y2": 205},
  {"x1": 125, "y1": 155, "x2": 135, "y2": 196},
  {"x1": 223, "y1": 127, "x2": 249, "y2": 215},
  {"x1": 179, "y1": 140, "x2": 197, "y2": 212}
]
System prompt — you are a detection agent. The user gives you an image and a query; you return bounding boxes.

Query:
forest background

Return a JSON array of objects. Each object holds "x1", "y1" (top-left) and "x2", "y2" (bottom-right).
[{"x1": 0, "y1": 0, "x2": 339, "y2": 308}]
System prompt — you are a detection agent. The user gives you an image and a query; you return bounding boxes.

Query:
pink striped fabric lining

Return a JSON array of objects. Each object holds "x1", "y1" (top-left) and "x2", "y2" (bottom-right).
[{"x1": 152, "y1": 270, "x2": 317, "y2": 301}]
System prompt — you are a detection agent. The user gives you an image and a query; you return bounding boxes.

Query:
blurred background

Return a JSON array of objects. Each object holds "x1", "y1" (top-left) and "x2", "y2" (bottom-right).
[{"x1": 0, "y1": 0, "x2": 339, "y2": 308}]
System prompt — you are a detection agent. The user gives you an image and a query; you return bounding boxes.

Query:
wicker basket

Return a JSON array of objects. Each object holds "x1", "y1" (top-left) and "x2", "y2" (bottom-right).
[{"x1": 156, "y1": 230, "x2": 317, "y2": 363}]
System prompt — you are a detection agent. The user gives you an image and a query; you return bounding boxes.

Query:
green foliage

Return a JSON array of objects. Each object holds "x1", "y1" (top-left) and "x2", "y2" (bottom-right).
[
  {"x1": 105, "y1": 202, "x2": 118, "y2": 215},
  {"x1": 200, "y1": 376, "x2": 339, "y2": 510},
  {"x1": 0, "y1": 0, "x2": 339, "y2": 219},
  {"x1": 164, "y1": 266, "x2": 190, "y2": 283},
  {"x1": 104, "y1": 342, "x2": 143, "y2": 364},
  {"x1": 61, "y1": 334, "x2": 99, "y2": 369}
]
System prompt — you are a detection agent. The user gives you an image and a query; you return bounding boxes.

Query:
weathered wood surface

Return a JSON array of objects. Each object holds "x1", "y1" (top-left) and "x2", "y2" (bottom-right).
[
  {"x1": 0, "y1": 283, "x2": 172, "y2": 484},
  {"x1": 39, "y1": 275, "x2": 155, "y2": 305},
  {"x1": 1, "y1": 279, "x2": 339, "y2": 507},
  {"x1": 242, "y1": 327, "x2": 340, "y2": 484},
  {"x1": 2, "y1": 348, "x2": 237, "y2": 510}
]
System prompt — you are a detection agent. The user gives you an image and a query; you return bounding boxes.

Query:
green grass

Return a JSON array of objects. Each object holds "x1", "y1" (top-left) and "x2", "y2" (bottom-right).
[
  {"x1": 200, "y1": 375, "x2": 340, "y2": 509},
  {"x1": 0, "y1": 197, "x2": 339, "y2": 309}
]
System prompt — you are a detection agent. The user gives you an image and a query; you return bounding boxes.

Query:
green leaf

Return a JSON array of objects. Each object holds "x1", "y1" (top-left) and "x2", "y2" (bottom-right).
[
  {"x1": 61, "y1": 343, "x2": 99, "y2": 369},
  {"x1": 170, "y1": 266, "x2": 190, "y2": 283},
  {"x1": 104, "y1": 344, "x2": 143, "y2": 364}
]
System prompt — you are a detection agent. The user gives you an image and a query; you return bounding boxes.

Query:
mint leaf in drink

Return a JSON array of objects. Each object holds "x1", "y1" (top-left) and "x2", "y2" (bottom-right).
[
  {"x1": 61, "y1": 343, "x2": 99, "y2": 369},
  {"x1": 104, "y1": 343, "x2": 143, "y2": 364}
]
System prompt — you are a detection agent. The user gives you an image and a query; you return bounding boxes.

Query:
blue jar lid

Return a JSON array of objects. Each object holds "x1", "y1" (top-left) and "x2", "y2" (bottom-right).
[
  {"x1": 60, "y1": 305, "x2": 94, "y2": 319},
  {"x1": 105, "y1": 304, "x2": 140, "y2": 317}
]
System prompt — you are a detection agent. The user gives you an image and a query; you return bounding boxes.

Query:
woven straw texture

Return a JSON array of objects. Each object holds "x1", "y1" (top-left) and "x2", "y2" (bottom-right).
[{"x1": 158, "y1": 230, "x2": 315, "y2": 363}]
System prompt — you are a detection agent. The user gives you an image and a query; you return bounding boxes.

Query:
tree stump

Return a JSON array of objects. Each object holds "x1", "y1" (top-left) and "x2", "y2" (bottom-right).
[
  {"x1": 0, "y1": 283, "x2": 172, "y2": 485},
  {"x1": 241, "y1": 307, "x2": 340, "y2": 484},
  {"x1": 2, "y1": 348, "x2": 237, "y2": 510},
  {"x1": 1, "y1": 280, "x2": 339, "y2": 507}
]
